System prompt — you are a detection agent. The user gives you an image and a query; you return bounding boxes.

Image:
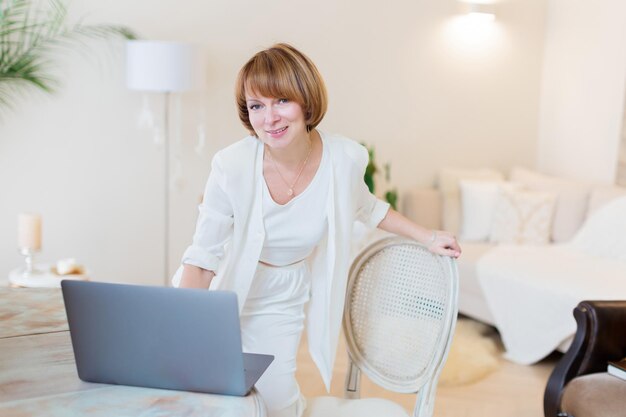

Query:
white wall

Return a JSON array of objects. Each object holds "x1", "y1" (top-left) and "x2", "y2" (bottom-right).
[
  {"x1": 0, "y1": 0, "x2": 548, "y2": 285},
  {"x1": 536, "y1": 0, "x2": 626, "y2": 183}
]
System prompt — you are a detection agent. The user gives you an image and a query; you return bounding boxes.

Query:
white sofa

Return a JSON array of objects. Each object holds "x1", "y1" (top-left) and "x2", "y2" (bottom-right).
[{"x1": 402, "y1": 167, "x2": 626, "y2": 364}]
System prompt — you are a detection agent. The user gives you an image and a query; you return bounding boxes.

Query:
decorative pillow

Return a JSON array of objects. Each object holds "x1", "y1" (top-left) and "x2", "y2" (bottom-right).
[
  {"x1": 587, "y1": 185, "x2": 626, "y2": 218},
  {"x1": 510, "y1": 167, "x2": 590, "y2": 243},
  {"x1": 570, "y1": 195, "x2": 626, "y2": 262},
  {"x1": 489, "y1": 186, "x2": 557, "y2": 245},
  {"x1": 458, "y1": 179, "x2": 504, "y2": 241},
  {"x1": 438, "y1": 168, "x2": 505, "y2": 236}
]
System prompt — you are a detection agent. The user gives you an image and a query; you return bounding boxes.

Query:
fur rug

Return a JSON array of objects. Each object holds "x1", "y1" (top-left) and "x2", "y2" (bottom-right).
[{"x1": 438, "y1": 318, "x2": 501, "y2": 387}]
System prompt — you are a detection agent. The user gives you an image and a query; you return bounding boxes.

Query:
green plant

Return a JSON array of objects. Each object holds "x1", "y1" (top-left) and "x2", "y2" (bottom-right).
[
  {"x1": 383, "y1": 162, "x2": 398, "y2": 210},
  {"x1": 363, "y1": 143, "x2": 377, "y2": 194},
  {"x1": 362, "y1": 143, "x2": 398, "y2": 210},
  {"x1": 0, "y1": 0, "x2": 135, "y2": 110},
  {"x1": 384, "y1": 189, "x2": 398, "y2": 210}
]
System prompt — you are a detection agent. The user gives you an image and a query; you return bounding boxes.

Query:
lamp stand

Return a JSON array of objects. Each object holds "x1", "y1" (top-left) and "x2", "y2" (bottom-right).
[{"x1": 163, "y1": 91, "x2": 171, "y2": 287}]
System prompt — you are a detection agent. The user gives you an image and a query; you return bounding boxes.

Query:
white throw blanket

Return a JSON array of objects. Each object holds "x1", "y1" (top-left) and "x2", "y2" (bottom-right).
[{"x1": 476, "y1": 196, "x2": 626, "y2": 364}]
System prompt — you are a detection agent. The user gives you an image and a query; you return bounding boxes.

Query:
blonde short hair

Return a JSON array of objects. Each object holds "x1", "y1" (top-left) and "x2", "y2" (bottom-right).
[{"x1": 235, "y1": 43, "x2": 328, "y2": 135}]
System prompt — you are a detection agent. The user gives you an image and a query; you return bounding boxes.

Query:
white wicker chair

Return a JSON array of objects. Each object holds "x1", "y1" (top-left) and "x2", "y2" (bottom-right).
[{"x1": 304, "y1": 237, "x2": 459, "y2": 417}]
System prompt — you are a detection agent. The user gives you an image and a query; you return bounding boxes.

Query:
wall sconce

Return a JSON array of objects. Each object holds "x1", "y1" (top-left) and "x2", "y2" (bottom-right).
[
  {"x1": 446, "y1": 1, "x2": 500, "y2": 54},
  {"x1": 460, "y1": 2, "x2": 496, "y2": 22}
]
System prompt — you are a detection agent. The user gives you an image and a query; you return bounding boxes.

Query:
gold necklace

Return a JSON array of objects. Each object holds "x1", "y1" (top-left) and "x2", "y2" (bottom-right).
[{"x1": 266, "y1": 139, "x2": 312, "y2": 197}]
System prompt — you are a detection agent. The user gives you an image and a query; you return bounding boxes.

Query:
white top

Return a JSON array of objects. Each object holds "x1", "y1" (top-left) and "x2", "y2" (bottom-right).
[{"x1": 259, "y1": 140, "x2": 329, "y2": 266}]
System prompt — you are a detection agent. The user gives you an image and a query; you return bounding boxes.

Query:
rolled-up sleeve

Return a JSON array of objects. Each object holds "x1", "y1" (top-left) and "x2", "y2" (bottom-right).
[
  {"x1": 354, "y1": 145, "x2": 390, "y2": 228},
  {"x1": 181, "y1": 153, "x2": 234, "y2": 272}
]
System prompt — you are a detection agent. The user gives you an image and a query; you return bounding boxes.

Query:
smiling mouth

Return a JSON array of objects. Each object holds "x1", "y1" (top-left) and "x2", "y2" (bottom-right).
[{"x1": 266, "y1": 127, "x2": 287, "y2": 134}]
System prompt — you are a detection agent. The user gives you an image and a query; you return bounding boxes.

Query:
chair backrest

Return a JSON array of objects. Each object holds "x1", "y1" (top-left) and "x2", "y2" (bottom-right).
[
  {"x1": 343, "y1": 237, "x2": 458, "y2": 403},
  {"x1": 543, "y1": 300, "x2": 626, "y2": 417}
]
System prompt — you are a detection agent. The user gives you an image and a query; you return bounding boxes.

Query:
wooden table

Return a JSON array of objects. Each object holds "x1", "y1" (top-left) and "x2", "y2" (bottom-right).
[{"x1": 0, "y1": 288, "x2": 265, "y2": 416}]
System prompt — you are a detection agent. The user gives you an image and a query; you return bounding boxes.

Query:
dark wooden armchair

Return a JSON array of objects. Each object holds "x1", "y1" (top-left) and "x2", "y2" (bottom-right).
[{"x1": 544, "y1": 300, "x2": 626, "y2": 417}]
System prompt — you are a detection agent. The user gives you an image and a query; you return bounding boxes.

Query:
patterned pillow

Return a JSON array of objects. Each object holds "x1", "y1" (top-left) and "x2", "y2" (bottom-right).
[
  {"x1": 489, "y1": 186, "x2": 557, "y2": 245},
  {"x1": 510, "y1": 167, "x2": 590, "y2": 242}
]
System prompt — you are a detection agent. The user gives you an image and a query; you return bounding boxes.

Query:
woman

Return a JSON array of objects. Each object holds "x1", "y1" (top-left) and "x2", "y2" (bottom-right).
[{"x1": 173, "y1": 43, "x2": 461, "y2": 417}]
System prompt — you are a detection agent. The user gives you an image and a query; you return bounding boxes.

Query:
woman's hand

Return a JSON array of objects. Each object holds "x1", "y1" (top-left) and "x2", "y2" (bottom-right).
[
  {"x1": 377, "y1": 208, "x2": 461, "y2": 258},
  {"x1": 426, "y1": 230, "x2": 461, "y2": 258}
]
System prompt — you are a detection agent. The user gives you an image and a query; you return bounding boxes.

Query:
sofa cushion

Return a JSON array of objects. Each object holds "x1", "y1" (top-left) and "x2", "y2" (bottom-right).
[
  {"x1": 561, "y1": 372, "x2": 626, "y2": 417},
  {"x1": 569, "y1": 196, "x2": 626, "y2": 263},
  {"x1": 438, "y1": 168, "x2": 504, "y2": 236},
  {"x1": 587, "y1": 185, "x2": 626, "y2": 218},
  {"x1": 489, "y1": 186, "x2": 556, "y2": 245},
  {"x1": 510, "y1": 167, "x2": 590, "y2": 243}
]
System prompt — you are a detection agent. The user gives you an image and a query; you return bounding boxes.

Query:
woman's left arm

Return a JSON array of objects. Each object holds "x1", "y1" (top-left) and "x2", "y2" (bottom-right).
[
  {"x1": 349, "y1": 141, "x2": 460, "y2": 258},
  {"x1": 377, "y1": 208, "x2": 462, "y2": 258}
]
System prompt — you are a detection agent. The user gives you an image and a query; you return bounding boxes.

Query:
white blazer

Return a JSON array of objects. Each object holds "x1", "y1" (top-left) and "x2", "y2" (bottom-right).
[{"x1": 173, "y1": 131, "x2": 390, "y2": 391}]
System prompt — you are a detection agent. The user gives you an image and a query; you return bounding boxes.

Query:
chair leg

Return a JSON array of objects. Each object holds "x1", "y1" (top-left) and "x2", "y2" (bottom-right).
[
  {"x1": 344, "y1": 358, "x2": 361, "y2": 399},
  {"x1": 413, "y1": 377, "x2": 439, "y2": 417},
  {"x1": 413, "y1": 304, "x2": 458, "y2": 417}
]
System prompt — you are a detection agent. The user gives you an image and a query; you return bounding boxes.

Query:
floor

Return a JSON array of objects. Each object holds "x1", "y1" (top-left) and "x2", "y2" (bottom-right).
[{"x1": 296, "y1": 322, "x2": 559, "y2": 417}]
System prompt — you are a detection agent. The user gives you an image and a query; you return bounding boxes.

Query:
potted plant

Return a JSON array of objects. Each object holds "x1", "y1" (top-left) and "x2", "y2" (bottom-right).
[
  {"x1": 362, "y1": 143, "x2": 398, "y2": 210},
  {"x1": 0, "y1": 0, "x2": 135, "y2": 112}
]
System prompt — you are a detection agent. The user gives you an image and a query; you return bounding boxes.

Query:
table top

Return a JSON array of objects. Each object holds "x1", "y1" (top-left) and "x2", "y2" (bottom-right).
[
  {"x1": 0, "y1": 288, "x2": 67, "y2": 339},
  {"x1": 0, "y1": 287, "x2": 264, "y2": 416}
]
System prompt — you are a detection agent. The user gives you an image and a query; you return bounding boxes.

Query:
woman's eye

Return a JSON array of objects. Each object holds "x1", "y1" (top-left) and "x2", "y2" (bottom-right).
[
  {"x1": 248, "y1": 104, "x2": 261, "y2": 111},
  {"x1": 278, "y1": 98, "x2": 289, "y2": 104}
]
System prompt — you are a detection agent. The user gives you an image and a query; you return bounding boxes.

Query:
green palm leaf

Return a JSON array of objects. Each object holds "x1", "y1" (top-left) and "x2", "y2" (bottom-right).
[{"x1": 0, "y1": 0, "x2": 136, "y2": 112}]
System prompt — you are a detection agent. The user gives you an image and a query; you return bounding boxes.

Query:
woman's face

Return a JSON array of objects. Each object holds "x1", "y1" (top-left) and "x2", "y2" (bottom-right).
[{"x1": 245, "y1": 92, "x2": 307, "y2": 150}]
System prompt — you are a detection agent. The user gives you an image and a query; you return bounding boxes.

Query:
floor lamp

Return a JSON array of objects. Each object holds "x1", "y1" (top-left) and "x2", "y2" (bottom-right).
[{"x1": 126, "y1": 40, "x2": 199, "y2": 286}]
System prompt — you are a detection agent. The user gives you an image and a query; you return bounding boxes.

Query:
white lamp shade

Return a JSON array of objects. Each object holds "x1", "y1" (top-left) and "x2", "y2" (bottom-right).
[{"x1": 126, "y1": 40, "x2": 204, "y2": 92}]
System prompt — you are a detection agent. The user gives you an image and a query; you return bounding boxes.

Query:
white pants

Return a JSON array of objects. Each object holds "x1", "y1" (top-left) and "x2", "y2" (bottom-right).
[{"x1": 240, "y1": 261, "x2": 310, "y2": 417}]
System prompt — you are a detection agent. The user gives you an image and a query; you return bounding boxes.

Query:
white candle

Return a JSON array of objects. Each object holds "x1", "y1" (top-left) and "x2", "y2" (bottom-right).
[{"x1": 18, "y1": 213, "x2": 42, "y2": 251}]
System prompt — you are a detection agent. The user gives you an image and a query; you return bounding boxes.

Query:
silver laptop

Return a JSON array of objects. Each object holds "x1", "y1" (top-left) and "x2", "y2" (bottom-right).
[{"x1": 61, "y1": 280, "x2": 273, "y2": 396}]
